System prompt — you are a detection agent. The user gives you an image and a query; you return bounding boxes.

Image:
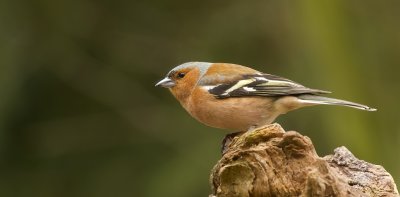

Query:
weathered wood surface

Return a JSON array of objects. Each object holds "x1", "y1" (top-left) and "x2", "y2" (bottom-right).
[{"x1": 209, "y1": 124, "x2": 399, "y2": 197}]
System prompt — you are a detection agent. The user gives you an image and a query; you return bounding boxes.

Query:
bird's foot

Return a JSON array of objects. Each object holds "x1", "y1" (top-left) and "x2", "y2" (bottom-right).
[{"x1": 221, "y1": 131, "x2": 244, "y2": 155}]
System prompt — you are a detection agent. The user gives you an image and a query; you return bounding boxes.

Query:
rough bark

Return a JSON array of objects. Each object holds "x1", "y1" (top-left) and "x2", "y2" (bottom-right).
[{"x1": 209, "y1": 124, "x2": 399, "y2": 197}]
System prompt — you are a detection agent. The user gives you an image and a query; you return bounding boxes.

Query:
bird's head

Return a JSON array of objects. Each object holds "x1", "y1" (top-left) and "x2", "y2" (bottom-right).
[{"x1": 155, "y1": 62, "x2": 212, "y2": 101}]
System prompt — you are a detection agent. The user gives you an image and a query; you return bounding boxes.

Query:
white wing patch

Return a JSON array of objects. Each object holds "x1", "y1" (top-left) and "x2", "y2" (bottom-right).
[
  {"x1": 258, "y1": 79, "x2": 302, "y2": 87},
  {"x1": 243, "y1": 87, "x2": 256, "y2": 92},
  {"x1": 222, "y1": 78, "x2": 256, "y2": 95},
  {"x1": 202, "y1": 85, "x2": 217, "y2": 91},
  {"x1": 254, "y1": 77, "x2": 268, "y2": 81}
]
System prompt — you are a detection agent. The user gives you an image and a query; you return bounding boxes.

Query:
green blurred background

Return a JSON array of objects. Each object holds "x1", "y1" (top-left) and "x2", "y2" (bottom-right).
[{"x1": 1, "y1": 0, "x2": 399, "y2": 196}]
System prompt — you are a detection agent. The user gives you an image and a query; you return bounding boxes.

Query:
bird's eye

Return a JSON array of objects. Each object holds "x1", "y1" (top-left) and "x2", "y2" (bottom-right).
[{"x1": 177, "y1": 72, "x2": 186, "y2": 78}]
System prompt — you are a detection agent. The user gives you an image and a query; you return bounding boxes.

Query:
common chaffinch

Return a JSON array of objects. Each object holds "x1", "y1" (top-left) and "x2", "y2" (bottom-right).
[{"x1": 156, "y1": 62, "x2": 376, "y2": 131}]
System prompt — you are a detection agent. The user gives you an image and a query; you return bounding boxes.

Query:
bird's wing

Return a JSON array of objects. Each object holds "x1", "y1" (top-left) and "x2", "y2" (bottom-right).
[{"x1": 203, "y1": 73, "x2": 330, "y2": 99}]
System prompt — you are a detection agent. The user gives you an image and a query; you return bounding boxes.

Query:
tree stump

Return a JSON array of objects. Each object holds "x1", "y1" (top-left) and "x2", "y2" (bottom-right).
[{"x1": 209, "y1": 124, "x2": 399, "y2": 197}]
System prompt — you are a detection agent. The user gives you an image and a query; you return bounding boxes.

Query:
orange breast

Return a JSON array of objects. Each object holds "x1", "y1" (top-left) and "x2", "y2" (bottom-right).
[{"x1": 184, "y1": 88, "x2": 278, "y2": 131}]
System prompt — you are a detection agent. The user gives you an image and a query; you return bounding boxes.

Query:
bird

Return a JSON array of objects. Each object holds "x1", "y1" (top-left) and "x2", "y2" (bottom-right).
[{"x1": 155, "y1": 62, "x2": 376, "y2": 132}]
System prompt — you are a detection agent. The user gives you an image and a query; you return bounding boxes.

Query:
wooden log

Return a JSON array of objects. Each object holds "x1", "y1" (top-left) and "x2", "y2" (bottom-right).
[{"x1": 209, "y1": 124, "x2": 399, "y2": 197}]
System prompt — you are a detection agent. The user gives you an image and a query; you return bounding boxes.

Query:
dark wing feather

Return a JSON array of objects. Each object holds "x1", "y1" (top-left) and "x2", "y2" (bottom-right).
[{"x1": 207, "y1": 74, "x2": 330, "y2": 99}]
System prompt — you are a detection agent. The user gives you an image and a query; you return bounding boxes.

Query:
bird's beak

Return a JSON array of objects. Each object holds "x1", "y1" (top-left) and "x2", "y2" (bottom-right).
[{"x1": 155, "y1": 77, "x2": 175, "y2": 88}]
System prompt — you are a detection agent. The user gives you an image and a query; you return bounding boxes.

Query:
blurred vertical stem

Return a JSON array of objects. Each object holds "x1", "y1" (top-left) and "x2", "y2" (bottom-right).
[{"x1": 296, "y1": 0, "x2": 376, "y2": 158}]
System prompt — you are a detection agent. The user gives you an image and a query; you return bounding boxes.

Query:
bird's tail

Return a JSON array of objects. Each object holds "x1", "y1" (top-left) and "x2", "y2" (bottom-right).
[{"x1": 297, "y1": 94, "x2": 377, "y2": 111}]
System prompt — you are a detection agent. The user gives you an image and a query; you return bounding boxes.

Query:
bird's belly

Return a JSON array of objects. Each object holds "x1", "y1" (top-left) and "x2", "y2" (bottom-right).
[{"x1": 188, "y1": 96, "x2": 276, "y2": 131}]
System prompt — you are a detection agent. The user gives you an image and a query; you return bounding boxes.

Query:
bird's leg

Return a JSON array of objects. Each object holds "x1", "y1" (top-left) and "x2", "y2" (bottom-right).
[{"x1": 221, "y1": 131, "x2": 244, "y2": 154}]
